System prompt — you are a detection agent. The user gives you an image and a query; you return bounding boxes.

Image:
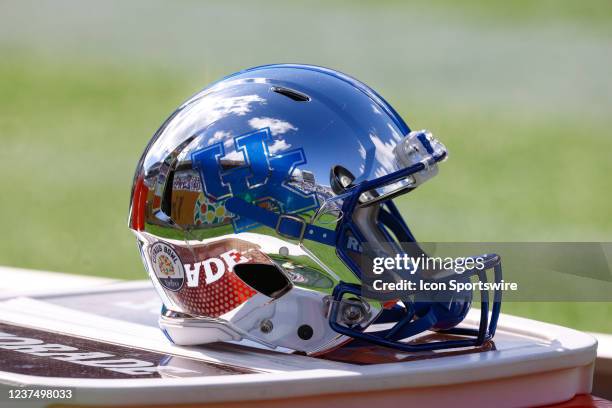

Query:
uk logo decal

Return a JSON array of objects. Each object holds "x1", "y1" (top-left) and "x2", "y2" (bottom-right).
[{"x1": 191, "y1": 128, "x2": 318, "y2": 232}]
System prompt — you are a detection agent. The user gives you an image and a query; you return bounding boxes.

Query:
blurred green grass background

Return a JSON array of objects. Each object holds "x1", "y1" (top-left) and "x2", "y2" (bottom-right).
[{"x1": 0, "y1": 1, "x2": 611, "y2": 332}]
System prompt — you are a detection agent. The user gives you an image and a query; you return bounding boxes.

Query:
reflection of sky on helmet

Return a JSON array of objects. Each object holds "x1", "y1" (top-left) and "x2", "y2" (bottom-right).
[
  {"x1": 144, "y1": 92, "x2": 267, "y2": 170},
  {"x1": 141, "y1": 65, "x2": 413, "y2": 191},
  {"x1": 207, "y1": 130, "x2": 232, "y2": 146},
  {"x1": 248, "y1": 117, "x2": 297, "y2": 136}
]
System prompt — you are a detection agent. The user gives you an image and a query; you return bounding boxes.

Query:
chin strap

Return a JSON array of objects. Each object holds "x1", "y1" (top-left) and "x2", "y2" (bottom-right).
[{"x1": 224, "y1": 197, "x2": 337, "y2": 246}]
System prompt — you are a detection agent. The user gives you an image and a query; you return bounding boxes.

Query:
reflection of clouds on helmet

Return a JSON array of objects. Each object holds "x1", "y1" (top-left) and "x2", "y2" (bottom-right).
[
  {"x1": 268, "y1": 139, "x2": 292, "y2": 154},
  {"x1": 387, "y1": 123, "x2": 403, "y2": 142},
  {"x1": 222, "y1": 149, "x2": 245, "y2": 162},
  {"x1": 370, "y1": 132, "x2": 399, "y2": 179},
  {"x1": 248, "y1": 117, "x2": 297, "y2": 135},
  {"x1": 357, "y1": 142, "x2": 367, "y2": 160},
  {"x1": 147, "y1": 94, "x2": 266, "y2": 169},
  {"x1": 207, "y1": 130, "x2": 232, "y2": 146}
]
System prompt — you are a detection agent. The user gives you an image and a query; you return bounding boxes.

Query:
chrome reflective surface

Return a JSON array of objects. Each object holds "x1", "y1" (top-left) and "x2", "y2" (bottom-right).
[
  {"x1": 128, "y1": 64, "x2": 499, "y2": 355},
  {"x1": 128, "y1": 64, "x2": 417, "y2": 354}
]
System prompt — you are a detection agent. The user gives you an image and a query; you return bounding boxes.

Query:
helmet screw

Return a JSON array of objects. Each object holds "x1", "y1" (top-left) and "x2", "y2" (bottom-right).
[
  {"x1": 260, "y1": 319, "x2": 273, "y2": 334},
  {"x1": 341, "y1": 301, "x2": 367, "y2": 325},
  {"x1": 297, "y1": 324, "x2": 313, "y2": 340}
]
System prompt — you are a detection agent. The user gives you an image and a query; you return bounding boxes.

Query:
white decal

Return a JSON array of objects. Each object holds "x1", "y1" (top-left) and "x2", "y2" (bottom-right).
[{"x1": 185, "y1": 249, "x2": 249, "y2": 287}]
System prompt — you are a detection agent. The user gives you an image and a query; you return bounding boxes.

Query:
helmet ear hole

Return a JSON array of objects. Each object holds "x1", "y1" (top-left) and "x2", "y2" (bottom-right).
[
  {"x1": 330, "y1": 165, "x2": 356, "y2": 194},
  {"x1": 233, "y1": 263, "x2": 292, "y2": 299}
]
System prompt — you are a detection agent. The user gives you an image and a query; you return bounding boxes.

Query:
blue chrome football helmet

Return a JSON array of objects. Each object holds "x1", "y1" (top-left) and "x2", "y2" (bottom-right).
[{"x1": 128, "y1": 64, "x2": 502, "y2": 355}]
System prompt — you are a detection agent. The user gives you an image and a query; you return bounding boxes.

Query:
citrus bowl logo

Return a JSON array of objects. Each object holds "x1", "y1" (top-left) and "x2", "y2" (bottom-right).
[
  {"x1": 157, "y1": 255, "x2": 174, "y2": 276},
  {"x1": 149, "y1": 242, "x2": 185, "y2": 291}
]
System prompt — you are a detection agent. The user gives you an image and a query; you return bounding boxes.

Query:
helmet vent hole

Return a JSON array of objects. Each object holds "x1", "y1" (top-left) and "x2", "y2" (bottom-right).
[
  {"x1": 234, "y1": 263, "x2": 292, "y2": 299},
  {"x1": 271, "y1": 86, "x2": 310, "y2": 102}
]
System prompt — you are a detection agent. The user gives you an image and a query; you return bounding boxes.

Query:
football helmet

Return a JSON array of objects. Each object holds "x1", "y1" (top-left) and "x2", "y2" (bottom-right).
[{"x1": 128, "y1": 64, "x2": 502, "y2": 355}]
